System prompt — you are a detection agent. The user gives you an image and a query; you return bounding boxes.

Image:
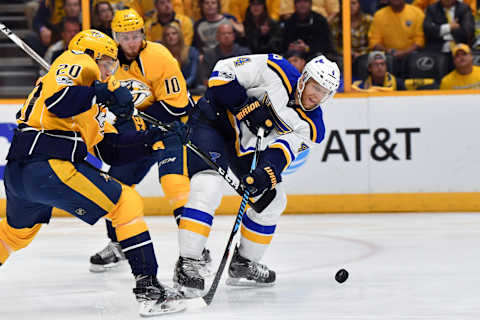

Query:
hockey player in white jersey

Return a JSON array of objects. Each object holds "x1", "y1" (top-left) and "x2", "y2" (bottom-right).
[{"x1": 175, "y1": 53, "x2": 340, "y2": 296}]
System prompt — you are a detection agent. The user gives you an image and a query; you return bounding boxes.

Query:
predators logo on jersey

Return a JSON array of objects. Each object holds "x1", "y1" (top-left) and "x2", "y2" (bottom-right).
[
  {"x1": 120, "y1": 79, "x2": 152, "y2": 106},
  {"x1": 96, "y1": 107, "x2": 107, "y2": 132}
]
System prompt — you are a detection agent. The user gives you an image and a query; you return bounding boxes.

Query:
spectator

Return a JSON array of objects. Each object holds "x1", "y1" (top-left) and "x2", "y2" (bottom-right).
[
  {"x1": 277, "y1": 0, "x2": 340, "y2": 23},
  {"x1": 330, "y1": 0, "x2": 372, "y2": 61},
  {"x1": 172, "y1": 0, "x2": 203, "y2": 21},
  {"x1": 201, "y1": 23, "x2": 251, "y2": 84},
  {"x1": 24, "y1": 0, "x2": 41, "y2": 30},
  {"x1": 413, "y1": 0, "x2": 476, "y2": 14},
  {"x1": 33, "y1": 0, "x2": 65, "y2": 36},
  {"x1": 283, "y1": 0, "x2": 336, "y2": 59},
  {"x1": 25, "y1": 21, "x2": 54, "y2": 59},
  {"x1": 90, "y1": 0, "x2": 156, "y2": 20},
  {"x1": 145, "y1": 0, "x2": 194, "y2": 45},
  {"x1": 313, "y1": 0, "x2": 340, "y2": 24},
  {"x1": 440, "y1": 43, "x2": 480, "y2": 89},
  {"x1": 227, "y1": 0, "x2": 283, "y2": 22},
  {"x1": 193, "y1": 0, "x2": 245, "y2": 54},
  {"x1": 352, "y1": 51, "x2": 406, "y2": 91},
  {"x1": 369, "y1": 0, "x2": 425, "y2": 74},
  {"x1": 423, "y1": 0, "x2": 475, "y2": 52},
  {"x1": 43, "y1": 18, "x2": 81, "y2": 68},
  {"x1": 285, "y1": 50, "x2": 307, "y2": 72},
  {"x1": 243, "y1": 0, "x2": 283, "y2": 54},
  {"x1": 92, "y1": 1, "x2": 114, "y2": 37},
  {"x1": 162, "y1": 22, "x2": 200, "y2": 89},
  {"x1": 63, "y1": 0, "x2": 80, "y2": 19}
]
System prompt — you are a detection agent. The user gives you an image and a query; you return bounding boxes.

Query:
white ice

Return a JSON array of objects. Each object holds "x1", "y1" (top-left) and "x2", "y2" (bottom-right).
[{"x1": 1, "y1": 213, "x2": 479, "y2": 320}]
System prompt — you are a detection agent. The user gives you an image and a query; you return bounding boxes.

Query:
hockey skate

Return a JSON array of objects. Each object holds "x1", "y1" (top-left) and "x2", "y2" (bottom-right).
[
  {"x1": 226, "y1": 246, "x2": 276, "y2": 287},
  {"x1": 198, "y1": 248, "x2": 213, "y2": 278},
  {"x1": 89, "y1": 241, "x2": 126, "y2": 273},
  {"x1": 134, "y1": 275, "x2": 186, "y2": 316},
  {"x1": 173, "y1": 256, "x2": 205, "y2": 298}
]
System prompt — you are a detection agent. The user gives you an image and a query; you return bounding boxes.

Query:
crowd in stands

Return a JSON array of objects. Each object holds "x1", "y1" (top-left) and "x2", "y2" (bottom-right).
[{"x1": 20, "y1": 0, "x2": 480, "y2": 92}]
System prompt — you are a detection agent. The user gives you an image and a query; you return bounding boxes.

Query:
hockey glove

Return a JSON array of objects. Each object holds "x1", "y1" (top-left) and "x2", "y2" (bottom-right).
[
  {"x1": 144, "y1": 121, "x2": 189, "y2": 152},
  {"x1": 233, "y1": 97, "x2": 274, "y2": 136},
  {"x1": 167, "y1": 120, "x2": 190, "y2": 145},
  {"x1": 188, "y1": 96, "x2": 219, "y2": 128},
  {"x1": 242, "y1": 161, "x2": 282, "y2": 197},
  {"x1": 94, "y1": 80, "x2": 134, "y2": 121}
]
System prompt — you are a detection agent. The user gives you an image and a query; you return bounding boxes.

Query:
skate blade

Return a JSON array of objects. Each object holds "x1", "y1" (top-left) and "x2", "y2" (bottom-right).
[
  {"x1": 174, "y1": 283, "x2": 204, "y2": 298},
  {"x1": 89, "y1": 260, "x2": 126, "y2": 273},
  {"x1": 138, "y1": 299, "x2": 186, "y2": 317},
  {"x1": 225, "y1": 277, "x2": 275, "y2": 287}
]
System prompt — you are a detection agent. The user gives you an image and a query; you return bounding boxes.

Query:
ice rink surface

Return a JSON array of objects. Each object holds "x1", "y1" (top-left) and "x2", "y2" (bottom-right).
[{"x1": 1, "y1": 213, "x2": 479, "y2": 320}]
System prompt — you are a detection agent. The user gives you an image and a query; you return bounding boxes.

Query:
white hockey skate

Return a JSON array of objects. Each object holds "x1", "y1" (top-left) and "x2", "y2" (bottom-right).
[{"x1": 89, "y1": 241, "x2": 126, "y2": 273}]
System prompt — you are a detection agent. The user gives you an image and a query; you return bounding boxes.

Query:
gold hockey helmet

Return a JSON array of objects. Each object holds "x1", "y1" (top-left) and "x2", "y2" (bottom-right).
[
  {"x1": 68, "y1": 29, "x2": 118, "y2": 60},
  {"x1": 111, "y1": 8, "x2": 144, "y2": 33}
]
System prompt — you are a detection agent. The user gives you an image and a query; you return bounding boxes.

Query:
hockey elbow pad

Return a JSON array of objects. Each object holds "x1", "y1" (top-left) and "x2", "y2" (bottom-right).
[{"x1": 233, "y1": 97, "x2": 274, "y2": 136}]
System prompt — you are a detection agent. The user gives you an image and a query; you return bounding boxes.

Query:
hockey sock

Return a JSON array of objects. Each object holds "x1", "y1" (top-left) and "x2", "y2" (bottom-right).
[
  {"x1": 0, "y1": 239, "x2": 10, "y2": 265},
  {"x1": 161, "y1": 174, "x2": 189, "y2": 226},
  {"x1": 178, "y1": 207, "x2": 212, "y2": 259},
  {"x1": 118, "y1": 228, "x2": 158, "y2": 276},
  {"x1": 105, "y1": 219, "x2": 118, "y2": 242},
  {"x1": 173, "y1": 207, "x2": 183, "y2": 226},
  {"x1": 107, "y1": 185, "x2": 158, "y2": 276},
  {"x1": 238, "y1": 210, "x2": 276, "y2": 262},
  {"x1": 0, "y1": 219, "x2": 42, "y2": 259}
]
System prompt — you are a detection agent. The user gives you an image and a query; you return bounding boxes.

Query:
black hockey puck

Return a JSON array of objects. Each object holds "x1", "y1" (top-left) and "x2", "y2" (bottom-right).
[{"x1": 335, "y1": 268, "x2": 349, "y2": 283}]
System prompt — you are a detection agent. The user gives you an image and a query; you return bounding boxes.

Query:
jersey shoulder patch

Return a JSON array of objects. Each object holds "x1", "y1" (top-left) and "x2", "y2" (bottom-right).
[{"x1": 234, "y1": 56, "x2": 251, "y2": 67}]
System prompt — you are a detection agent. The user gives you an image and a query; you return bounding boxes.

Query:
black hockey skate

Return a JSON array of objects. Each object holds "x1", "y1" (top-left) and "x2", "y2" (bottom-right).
[
  {"x1": 134, "y1": 275, "x2": 186, "y2": 316},
  {"x1": 198, "y1": 248, "x2": 213, "y2": 277},
  {"x1": 173, "y1": 256, "x2": 205, "y2": 298},
  {"x1": 89, "y1": 241, "x2": 126, "y2": 273},
  {"x1": 226, "y1": 246, "x2": 276, "y2": 287}
]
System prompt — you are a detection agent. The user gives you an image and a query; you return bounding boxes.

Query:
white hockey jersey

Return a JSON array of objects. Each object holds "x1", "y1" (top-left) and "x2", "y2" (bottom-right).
[{"x1": 208, "y1": 54, "x2": 326, "y2": 173}]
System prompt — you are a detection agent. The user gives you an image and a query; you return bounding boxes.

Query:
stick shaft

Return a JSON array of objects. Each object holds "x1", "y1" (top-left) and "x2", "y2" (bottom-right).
[{"x1": 0, "y1": 22, "x2": 50, "y2": 71}]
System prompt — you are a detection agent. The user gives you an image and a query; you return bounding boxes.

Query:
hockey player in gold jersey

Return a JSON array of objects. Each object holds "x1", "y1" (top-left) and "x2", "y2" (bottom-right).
[
  {"x1": 0, "y1": 29, "x2": 189, "y2": 316},
  {"x1": 88, "y1": 9, "x2": 204, "y2": 272}
]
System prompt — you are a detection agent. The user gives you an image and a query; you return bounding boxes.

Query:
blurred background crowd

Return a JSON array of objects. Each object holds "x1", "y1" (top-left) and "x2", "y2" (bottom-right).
[{"x1": 1, "y1": 0, "x2": 480, "y2": 98}]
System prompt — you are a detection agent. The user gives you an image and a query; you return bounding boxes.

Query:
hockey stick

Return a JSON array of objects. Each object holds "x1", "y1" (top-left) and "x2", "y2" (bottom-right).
[
  {"x1": 0, "y1": 22, "x2": 50, "y2": 70},
  {"x1": 137, "y1": 111, "x2": 274, "y2": 213},
  {"x1": 199, "y1": 127, "x2": 264, "y2": 306}
]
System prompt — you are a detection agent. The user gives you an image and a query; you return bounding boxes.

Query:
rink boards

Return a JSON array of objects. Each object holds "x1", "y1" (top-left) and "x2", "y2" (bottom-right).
[{"x1": 1, "y1": 91, "x2": 479, "y2": 215}]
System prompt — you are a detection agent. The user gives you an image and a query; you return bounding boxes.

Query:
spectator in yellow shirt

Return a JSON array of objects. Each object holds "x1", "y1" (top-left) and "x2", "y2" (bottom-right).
[
  {"x1": 369, "y1": 0, "x2": 425, "y2": 60},
  {"x1": 440, "y1": 43, "x2": 480, "y2": 89},
  {"x1": 145, "y1": 0, "x2": 194, "y2": 45}
]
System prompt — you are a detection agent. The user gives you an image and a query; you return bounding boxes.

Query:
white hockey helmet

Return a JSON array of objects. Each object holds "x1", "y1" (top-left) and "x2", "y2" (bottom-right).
[{"x1": 297, "y1": 55, "x2": 340, "y2": 111}]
